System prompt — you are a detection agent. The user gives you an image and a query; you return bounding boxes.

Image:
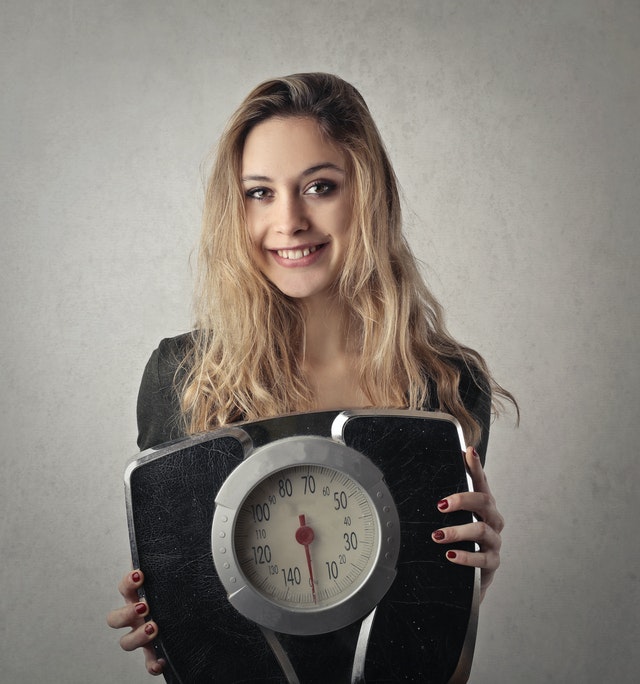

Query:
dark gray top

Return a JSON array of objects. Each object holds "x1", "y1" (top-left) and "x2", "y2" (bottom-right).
[{"x1": 136, "y1": 332, "x2": 492, "y2": 462}]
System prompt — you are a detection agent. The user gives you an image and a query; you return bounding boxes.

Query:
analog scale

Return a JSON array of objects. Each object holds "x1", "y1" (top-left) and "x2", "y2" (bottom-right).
[{"x1": 125, "y1": 409, "x2": 479, "y2": 683}]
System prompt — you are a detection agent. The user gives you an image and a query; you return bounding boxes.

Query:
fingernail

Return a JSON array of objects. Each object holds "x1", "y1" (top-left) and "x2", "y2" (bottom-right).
[
  {"x1": 144, "y1": 623, "x2": 155, "y2": 636},
  {"x1": 134, "y1": 602, "x2": 147, "y2": 615},
  {"x1": 437, "y1": 499, "x2": 449, "y2": 510},
  {"x1": 150, "y1": 662, "x2": 163, "y2": 675},
  {"x1": 473, "y1": 448, "x2": 480, "y2": 459},
  {"x1": 433, "y1": 530, "x2": 445, "y2": 541},
  {"x1": 131, "y1": 571, "x2": 141, "y2": 583},
  {"x1": 446, "y1": 550, "x2": 457, "y2": 560}
]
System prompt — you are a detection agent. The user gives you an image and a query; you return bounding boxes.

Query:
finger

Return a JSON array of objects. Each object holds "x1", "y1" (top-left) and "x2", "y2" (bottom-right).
[
  {"x1": 443, "y1": 547, "x2": 500, "y2": 572},
  {"x1": 106, "y1": 600, "x2": 148, "y2": 629},
  {"x1": 118, "y1": 569, "x2": 144, "y2": 603},
  {"x1": 119, "y1": 620, "x2": 159, "y2": 652},
  {"x1": 431, "y1": 521, "x2": 501, "y2": 552},
  {"x1": 437, "y1": 490, "x2": 504, "y2": 533},
  {"x1": 465, "y1": 446, "x2": 489, "y2": 493},
  {"x1": 144, "y1": 648, "x2": 166, "y2": 676}
]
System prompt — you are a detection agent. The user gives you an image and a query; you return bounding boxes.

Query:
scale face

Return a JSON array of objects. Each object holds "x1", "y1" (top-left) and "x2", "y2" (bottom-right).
[
  {"x1": 125, "y1": 409, "x2": 479, "y2": 684},
  {"x1": 211, "y1": 436, "x2": 400, "y2": 634}
]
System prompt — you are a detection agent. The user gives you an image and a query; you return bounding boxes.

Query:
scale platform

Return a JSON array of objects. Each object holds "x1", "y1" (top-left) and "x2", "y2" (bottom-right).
[{"x1": 125, "y1": 409, "x2": 479, "y2": 683}]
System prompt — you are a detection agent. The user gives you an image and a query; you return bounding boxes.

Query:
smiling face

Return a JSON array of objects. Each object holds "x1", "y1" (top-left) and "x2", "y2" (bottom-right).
[{"x1": 241, "y1": 116, "x2": 351, "y2": 304}]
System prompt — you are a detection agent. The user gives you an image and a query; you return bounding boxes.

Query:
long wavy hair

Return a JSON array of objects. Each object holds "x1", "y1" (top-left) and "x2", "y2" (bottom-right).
[{"x1": 180, "y1": 72, "x2": 517, "y2": 445}]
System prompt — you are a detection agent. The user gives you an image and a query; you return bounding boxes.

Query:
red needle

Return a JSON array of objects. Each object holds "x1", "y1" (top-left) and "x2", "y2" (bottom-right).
[{"x1": 295, "y1": 514, "x2": 317, "y2": 604}]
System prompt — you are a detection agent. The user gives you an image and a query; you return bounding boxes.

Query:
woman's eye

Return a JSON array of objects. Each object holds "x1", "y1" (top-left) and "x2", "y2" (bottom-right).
[
  {"x1": 305, "y1": 181, "x2": 336, "y2": 196},
  {"x1": 245, "y1": 187, "x2": 270, "y2": 200}
]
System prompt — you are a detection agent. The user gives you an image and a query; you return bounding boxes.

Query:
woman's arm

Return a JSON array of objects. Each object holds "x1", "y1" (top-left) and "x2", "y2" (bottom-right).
[
  {"x1": 108, "y1": 337, "x2": 190, "y2": 675},
  {"x1": 136, "y1": 335, "x2": 190, "y2": 451}
]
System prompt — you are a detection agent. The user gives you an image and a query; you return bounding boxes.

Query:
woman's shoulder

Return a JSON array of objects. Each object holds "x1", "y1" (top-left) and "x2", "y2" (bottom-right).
[
  {"x1": 450, "y1": 357, "x2": 492, "y2": 461},
  {"x1": 136, "y1": 332, "x2": 194, "y2": 450},
  {"x1": 425, "y1": 355, "x2": 490, "y2": 411},
  {"x1": 422, "y1": 355, "x2": 492, "y2": 461},
  {"x1": 154, "y1": 332, "x2": 194, "y2": 369},
  {"x1": 140, "y1": 332, "x2": 194, "y2": 394},
  {"x1": 453, "y1": 358, "x2": 490, "y2": 409}
]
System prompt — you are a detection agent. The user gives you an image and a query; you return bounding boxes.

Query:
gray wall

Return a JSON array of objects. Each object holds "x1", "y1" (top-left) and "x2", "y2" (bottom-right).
[{"x1": 1, "y1": 1, "x2": 638, "y2": 682}]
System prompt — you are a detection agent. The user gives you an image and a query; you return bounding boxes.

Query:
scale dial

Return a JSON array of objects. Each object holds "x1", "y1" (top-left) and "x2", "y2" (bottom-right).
[
  {"x1": 212, "y1": 436, "x2": 400, "y2": 636},
  {"x1": 237, "y1": 463, "x2": 377, "y2": 609}
]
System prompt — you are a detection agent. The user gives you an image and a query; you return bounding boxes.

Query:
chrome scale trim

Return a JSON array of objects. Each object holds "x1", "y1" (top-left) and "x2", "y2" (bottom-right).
[
  {"x1": 448, "y1": 454, "x2": 480, "y2": 683},
  {"x1": 331, "y1": 408, "x2": 467, "y2": 448},
  {"x1": 351, "y1": 607, "x2": 377, "y2": 683},
  {"x1": 123, "y1": 427, "x2": 254, "y2": 684},
  {"x1": 259, "y1": 627, "x2": 301, "y2": 684},
  {"x1": 259, "y1": 608, "x2": 377, "y2": 684},
  {"x1": 447, "y1": 567, "x2": 480, "y2": 683}
]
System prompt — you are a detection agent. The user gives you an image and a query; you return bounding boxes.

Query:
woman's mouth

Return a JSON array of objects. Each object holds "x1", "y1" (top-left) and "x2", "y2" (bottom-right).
[
  {"x1": 276, "y1": 245, "x2": 319, "y2": 260},
  {"x1": 271, "y1": 243, "x2": 328, "y2": 265}
]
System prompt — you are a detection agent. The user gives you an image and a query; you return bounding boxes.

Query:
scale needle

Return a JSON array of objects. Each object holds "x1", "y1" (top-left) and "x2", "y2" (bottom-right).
[{"x1": 295, "y1": 514, "x2": 317, "y2": 604}]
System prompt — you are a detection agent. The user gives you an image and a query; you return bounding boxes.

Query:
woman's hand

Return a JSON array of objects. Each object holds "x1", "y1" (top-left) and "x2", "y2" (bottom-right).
[
  {"x1": 106, "y1": 570, "x2": 166, "y2": 676},
  {"x1": 431, "y1": 446, "x2": 504, "y2": 601}
]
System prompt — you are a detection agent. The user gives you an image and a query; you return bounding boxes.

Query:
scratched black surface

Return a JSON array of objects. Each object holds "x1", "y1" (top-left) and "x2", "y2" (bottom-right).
[
  {"x1": 342, "y1": 416, "x2": 474, "y2": 683},
  {"x1": 127, "y1": 413, "x2": 474, "y2": 683}
]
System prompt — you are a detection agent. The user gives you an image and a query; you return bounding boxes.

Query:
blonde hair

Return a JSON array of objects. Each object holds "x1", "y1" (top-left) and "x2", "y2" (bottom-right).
[{"x1": 180, "y1": 73, "x2": 517, "y2": 445}]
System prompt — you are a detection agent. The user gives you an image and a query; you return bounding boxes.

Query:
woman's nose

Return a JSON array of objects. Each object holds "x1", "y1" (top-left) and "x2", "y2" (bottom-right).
[{"x1": 275, "y1": 194, "x2": 309, "y2": 235}]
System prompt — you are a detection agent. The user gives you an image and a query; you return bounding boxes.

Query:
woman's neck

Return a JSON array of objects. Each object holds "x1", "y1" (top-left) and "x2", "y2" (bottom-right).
[
  {"x1": 301, "y1": 296, "x2": 348, "y2": 364},
  {"x1": 300, "y1": 296, "x2": 369, "y2": 410}
]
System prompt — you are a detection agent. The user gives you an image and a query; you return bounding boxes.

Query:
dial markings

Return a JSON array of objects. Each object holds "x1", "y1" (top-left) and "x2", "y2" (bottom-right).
[{"x1": 233, "y1": 464, "x2": 380, "y2": 610}]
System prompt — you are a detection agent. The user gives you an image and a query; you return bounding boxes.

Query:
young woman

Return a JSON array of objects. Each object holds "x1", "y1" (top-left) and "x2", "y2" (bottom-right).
[{"x1": 107, "y1": 72, "x2": 517, "y2": 677}]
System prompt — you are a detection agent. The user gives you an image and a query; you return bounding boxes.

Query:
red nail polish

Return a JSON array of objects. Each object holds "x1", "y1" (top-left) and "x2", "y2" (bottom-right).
[
  {"x1": 437, "y1": 499, "x2": 449, "y2": 510},
  {"x1": 144, "y1": 623, "x2": 155, "y2": 636},
  {"x1": 473, "y1": 448, "x2": 480, "y2": 459},
  {"x1": 131, "y1": 571, "x2": 141, "y2": 583},
  {"x1": 446, "y1": 550, "x2": 457, "y2": 560},
  {"x1": 134, "y1": 602, "x2": 146, "y2": 615},
  {"x1": 433, "y1": 530, "x2": 445, "y2": 541}
]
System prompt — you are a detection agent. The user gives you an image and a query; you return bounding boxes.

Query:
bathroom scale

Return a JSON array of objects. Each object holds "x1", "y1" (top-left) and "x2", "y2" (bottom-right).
[{"x1": 125, "y1": 409, "x2": 479, "y2": 683}]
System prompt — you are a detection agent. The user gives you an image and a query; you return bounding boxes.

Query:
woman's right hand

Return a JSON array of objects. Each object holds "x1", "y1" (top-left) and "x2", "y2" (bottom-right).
[{"x1": 106, "y1": 570, "x2": 166, "y2": 676}]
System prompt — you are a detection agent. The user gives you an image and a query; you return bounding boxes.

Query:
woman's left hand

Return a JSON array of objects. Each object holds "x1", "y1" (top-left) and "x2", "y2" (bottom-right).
[{"x1": 431, "y1": 446, "x2": 504, "y2": 601}]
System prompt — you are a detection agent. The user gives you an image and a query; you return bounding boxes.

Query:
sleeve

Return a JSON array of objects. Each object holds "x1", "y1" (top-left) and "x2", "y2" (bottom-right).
[
  {"x1": 136, "y1": 336, "x2": 189, "y2": 451},
  {"x1": 457, "y1": 365, "x2": 492, "y2": 466}
]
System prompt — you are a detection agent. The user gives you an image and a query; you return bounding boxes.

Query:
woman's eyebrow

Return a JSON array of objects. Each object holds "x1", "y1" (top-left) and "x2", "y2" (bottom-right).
[
  {"x1": 302, "y1": 163, "x2": 346, "y2": 177},
  {"x1": 241, "y1": 163, "x2": 346, "y2": 183}
]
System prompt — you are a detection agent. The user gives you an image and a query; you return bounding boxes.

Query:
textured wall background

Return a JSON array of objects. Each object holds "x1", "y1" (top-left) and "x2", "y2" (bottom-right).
[{"x1": 1, "y1": 1, "x2": 638, "y2": 682}]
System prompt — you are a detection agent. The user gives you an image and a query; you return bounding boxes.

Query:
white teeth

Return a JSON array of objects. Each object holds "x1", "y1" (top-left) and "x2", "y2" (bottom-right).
[{"x1": 276, "y1": 245, "x2": 318, "y2": 260}]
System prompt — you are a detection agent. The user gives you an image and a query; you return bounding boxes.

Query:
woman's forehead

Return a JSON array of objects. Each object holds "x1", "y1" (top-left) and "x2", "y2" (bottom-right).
[{"x1": 241, "y1": 117, "x2": 346, "y2": 177}]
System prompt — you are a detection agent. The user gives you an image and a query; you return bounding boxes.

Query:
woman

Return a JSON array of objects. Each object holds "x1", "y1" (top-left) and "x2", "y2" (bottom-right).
[{"x1": 107, "y1": 72, "x2": 517, "y2": 677}]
